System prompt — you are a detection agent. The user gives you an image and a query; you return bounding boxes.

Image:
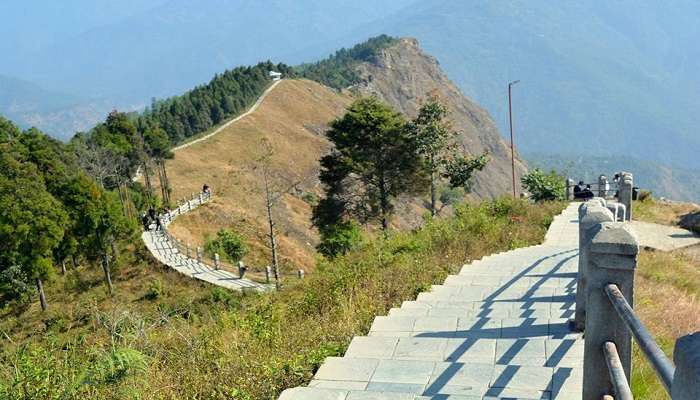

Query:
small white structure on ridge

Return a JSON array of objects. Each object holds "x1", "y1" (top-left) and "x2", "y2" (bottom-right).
[{"x1": 269, "y1": 71, "x2": 282, "y2": 81}]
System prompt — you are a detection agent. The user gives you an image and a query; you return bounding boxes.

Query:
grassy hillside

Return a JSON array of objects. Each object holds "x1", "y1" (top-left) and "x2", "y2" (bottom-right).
[
  {"x1": 161, "y1": 79, "x2": 353, "y2": 271},
  {"x1": 627, "y1": 199, "x2": 700, "y2": 399},
  {"x1": 0, "y1": 197, "x2": 564, "y2": 399},
  {"x1": 633, "y1": 249, "x2": 700, "y2": 399}
]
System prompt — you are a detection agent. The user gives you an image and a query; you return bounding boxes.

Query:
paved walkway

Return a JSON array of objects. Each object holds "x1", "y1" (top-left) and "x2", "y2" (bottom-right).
[
  {"x1": 629, "y1": 220, "x2": 700, "y2": 251},
  {"x1": 141, "y1": 194, "x2": 268, "y2": 292},
  {"x1": 279, "y1": 203, "x2": 582, "y2": 400}
]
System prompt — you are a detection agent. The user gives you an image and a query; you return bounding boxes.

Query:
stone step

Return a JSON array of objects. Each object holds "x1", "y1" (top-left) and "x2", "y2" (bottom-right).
[
  {"x1": 278, "y1": 386, "x2": 571, "y2": 400},
  {"x1": 343, "y1": 336, "x2": 583, "y2": 367},
  {"x1": 387, "y1": 303, "x2": 574, "y2": 319},
  {"x1": 280, "y1": 357, "x2": 581, "y2": 399},
  {"x1": 368, "y1": 315, "x2": 579, "y2": 340},
  {"x1": 414, "y1": 286, "x2": 574, "y2": 303}
]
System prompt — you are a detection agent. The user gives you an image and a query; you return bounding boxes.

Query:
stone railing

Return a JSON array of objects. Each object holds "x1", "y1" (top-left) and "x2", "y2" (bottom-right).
[
  {"x1": 156, "y1": 191, "x2": 304, "y2": 284},
  {"x1": 157, "y1": 191, "x2": 260, "y2": 281},
  {"x1": 577, "y1": 197, "x2": 700, "y2": 400},
  {"x1": 567, "y1": 171, "x2": 633, "y2": 221}
]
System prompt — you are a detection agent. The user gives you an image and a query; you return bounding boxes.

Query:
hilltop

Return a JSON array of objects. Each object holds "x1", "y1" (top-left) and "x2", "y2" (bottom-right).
[
  {"x1": 165, "y1": 79, "x2": 352, "y2": 270},
  {"x1": 163, "y1": 38, "x2": 525, "y2": 271}
]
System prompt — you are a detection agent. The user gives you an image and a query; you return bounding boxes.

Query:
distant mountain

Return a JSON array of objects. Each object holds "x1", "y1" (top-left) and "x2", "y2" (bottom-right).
[
  {"x1": 0, "y1": 75, "x2": 107, "y2": 139},
  {"x1": 527, "y1": 153, "x2": 700, "y2": 203},
  {"x1": 336, "y1": 0, "x2": 700, "y2": 170},
  {"x1": 8, "y1": 0, "x2": 413, "y2": 103},
  {"x1": 3, "y1": 0, "x2": 699, "y2": 182}
]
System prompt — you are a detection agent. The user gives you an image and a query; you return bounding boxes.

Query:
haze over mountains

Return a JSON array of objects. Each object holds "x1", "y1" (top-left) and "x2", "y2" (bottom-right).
[{"x1": 2, "y1": 1, "x2": 699, "y2": 198}]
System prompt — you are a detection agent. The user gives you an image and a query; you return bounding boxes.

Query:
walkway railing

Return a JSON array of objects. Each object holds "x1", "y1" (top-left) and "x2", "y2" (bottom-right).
[
  {"x1": 567, "y1": 171, "x2": 634, "y2": 221},
  {"x1": 576, "y1": 190, "x2": 700, "y2": 400},
  {"x1": 155, "y1": 191, "x2": 305, "y2": 285}
]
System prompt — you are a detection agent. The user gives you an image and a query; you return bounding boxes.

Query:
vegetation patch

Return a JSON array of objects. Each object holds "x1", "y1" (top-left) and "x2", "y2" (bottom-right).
[
  {"x1": 632, "y1": 249, "x2": 700, "y2": 399},
  {"x1": 632, "y1": 196, "x2": 699, "y2": 227},
  {"x1": 0, "y1": 197, "x2": 563, "y2": 399},
  {"x1": 296, "y1": 35, "x2": 399, "y2": 90}
]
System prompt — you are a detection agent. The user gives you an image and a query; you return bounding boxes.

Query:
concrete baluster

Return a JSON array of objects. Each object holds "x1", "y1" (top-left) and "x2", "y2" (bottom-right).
[
  {"x1": 598, "y1": 175, "x2": 609, "y2": 198},
  {"x1": 214, "y1": 253, "x2": 220, "y2": 270},
  {"x1": 575, "y1": 202, "x2": 615, "y2": 331},
  {"x1": 186, "y1": 243, "x2": 191, "y2": 258},
  {"x1": 672, "y1": 332, "x2": 700, "y2": 400},
  {"x1": 583, "y1": 222, "x2": 639, "y2": 400},
  {"x1": 196, "y1": 247, "x2": 202, "y2": 263},
  {"x1": 298, "y1": 270, "x2": 305, "y2": 279},
  {"x1": 265, "y1": 266, "x2": 272, "y2": 283},
  {"x1": 566, "y1": 178, "x2": 575, "y2": 201},
  {"x1": 618, "y1": 172, "x2": 633, "y2": 221}
]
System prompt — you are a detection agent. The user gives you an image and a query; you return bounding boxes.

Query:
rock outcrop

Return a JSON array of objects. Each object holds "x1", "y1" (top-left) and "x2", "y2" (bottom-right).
[{"x1": 352, "y1": 38, "x2": 527, "y2": 199}]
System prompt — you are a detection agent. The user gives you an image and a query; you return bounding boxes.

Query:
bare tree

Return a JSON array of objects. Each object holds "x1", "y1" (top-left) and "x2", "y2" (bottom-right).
[{"x1": 253, "y1": 138, "x2": 311, "y2": 288}]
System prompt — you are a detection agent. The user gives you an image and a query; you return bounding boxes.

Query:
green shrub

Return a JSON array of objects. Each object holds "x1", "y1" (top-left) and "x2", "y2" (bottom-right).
[
  {"x1": 317, "y1": 221, "x2": 363, "y2": 258},
  {"x1": 144, "y1": 279, "x2": 164, "y2": 300},
  {"x1": 205, "y1": 229, "x2": 248, "y2": 263},
  {"x1": 521, "y1": 168, "x2": 566, "y2": 202},
  {"x1": 87, "y1": 348, "x2": 148, "y2": 385},
  {"x1": 637, "y1": 190, "x2": 653, "y2": 202},
  {"x1": 439, "y1": 185, "x2": 465, "y2": 207}
]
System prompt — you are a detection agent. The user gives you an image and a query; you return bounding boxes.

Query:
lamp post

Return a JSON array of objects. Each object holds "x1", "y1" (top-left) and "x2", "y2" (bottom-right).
[{"x1": 508, "y1": 80, "x2": 520, "y2": 198}]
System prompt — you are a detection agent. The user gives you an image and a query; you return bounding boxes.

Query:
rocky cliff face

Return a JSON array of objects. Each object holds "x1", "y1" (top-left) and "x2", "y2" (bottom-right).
[{"x1": 352, "y1": 38, "x2": 527, "y2": 199}]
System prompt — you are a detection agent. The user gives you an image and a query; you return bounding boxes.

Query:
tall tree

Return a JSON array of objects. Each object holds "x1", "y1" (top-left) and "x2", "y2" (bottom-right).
[
  {"x1": 316, "y1": 98, "x2": 427, "y2": 231},
  {"x1": 143, "y1": 126, "x2": 173, "y2": 206},
  {"x1": 409, "y1": 97, "x2": 488, "y2": 216},
  {"x1": 0, "y1": 151, "x2": 68, "y2": 310}
]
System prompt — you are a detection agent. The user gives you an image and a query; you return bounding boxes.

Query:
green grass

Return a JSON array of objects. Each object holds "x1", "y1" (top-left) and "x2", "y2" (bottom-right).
[{"x1": 0, "y1": 197, "x2": 564, "y2": 399}]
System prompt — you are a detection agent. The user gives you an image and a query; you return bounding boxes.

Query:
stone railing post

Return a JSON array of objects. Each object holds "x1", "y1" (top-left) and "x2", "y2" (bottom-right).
[
  {"x1": 575, "y1": 201, "x2": 615, "y2": 331},
  {"x1": 199, "y1": 192, "x2": 203, "y2": 204},
  {"x1": 672, "y1": 332, "x2": 700, "y2": 400},
  {"x1": 566, "y1": 178, "x2": 575, "y2": 200},
  {"x1": 238, "y1": 261, "x2": 246, "y2": 278},
  {"x1": 671, "y1": 332, "x2": 700, "y2": 400},
  {"x1": 298, "y1": 269, "x2": 305, "y2": 279},
  {"x1": 214, "y1": 253, "x2": 220, "y2": 270},
  {"x1": 265, "y1": 266, "x2": 272, "y2": 283},
  {"x1": 583, "y1": 222, "x2": 639, "y2": 400},
  {"x1": 186, "y1": 243, "x2": 191, "y2": 258},
  {"x1": 196, "y1": 247, "x2": 202, "y2": 263},
  {"x1": 598, "y1": 175, "x2": 609, "y2": 198},
  {"x1": 618, "y1": 172, "x2": 633, "y2": 221}
]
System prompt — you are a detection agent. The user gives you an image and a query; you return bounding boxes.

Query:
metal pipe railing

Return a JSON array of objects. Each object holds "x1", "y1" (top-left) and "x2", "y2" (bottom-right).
[
  {"x1": 604, "y1": 283, "x2": 675, "y2": 394},
  {"x1": 603, "y1": 341, "x2": 634, "y2": 400}
]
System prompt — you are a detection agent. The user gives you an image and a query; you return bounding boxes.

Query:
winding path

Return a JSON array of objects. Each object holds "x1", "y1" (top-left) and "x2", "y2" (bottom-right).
[
  {"x1": 280, "y1": 203, "x2": 583, "y2": 400},
  {"x1": 171, "y1": 79, "x2": 283, "y2": 152},
  {"x1": 141, "y1": 193, "x2": 268, "y2": 291}
]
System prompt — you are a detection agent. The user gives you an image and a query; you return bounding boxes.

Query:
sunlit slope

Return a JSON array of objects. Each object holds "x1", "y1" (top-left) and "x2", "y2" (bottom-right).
[{"x1": 164, "y1": 79, "x2": 352, "y2": 270}]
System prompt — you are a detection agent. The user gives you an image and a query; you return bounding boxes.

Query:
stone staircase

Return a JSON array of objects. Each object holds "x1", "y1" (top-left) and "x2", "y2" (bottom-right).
[{"x1": 279, "y1": 204, "x2": 582, "y2": 400}]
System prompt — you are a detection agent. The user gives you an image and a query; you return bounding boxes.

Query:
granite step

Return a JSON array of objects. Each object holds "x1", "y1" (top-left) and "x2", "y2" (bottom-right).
[{"x1": 279, "y1": 357, "x2": 581, "y2": 399}]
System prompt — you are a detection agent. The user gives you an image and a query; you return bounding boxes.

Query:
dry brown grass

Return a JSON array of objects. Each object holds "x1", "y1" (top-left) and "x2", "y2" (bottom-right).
[
  {"x1": 633, "y1": 198, "x2": 699, "y2": 227},
  {"x1": 158, "y1": 80, "x2": 353, "y2": 271},
  {"x1": 632, "y1": 249, "x2": 700, "y2": 399}
]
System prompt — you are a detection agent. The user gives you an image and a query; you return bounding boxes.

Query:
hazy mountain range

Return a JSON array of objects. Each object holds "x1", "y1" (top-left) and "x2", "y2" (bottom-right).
[{"x1": 2, "y1": 0, "x2": 699, "y2": 198}]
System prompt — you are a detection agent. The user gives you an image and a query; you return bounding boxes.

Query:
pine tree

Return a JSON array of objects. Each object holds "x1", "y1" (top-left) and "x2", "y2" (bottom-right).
[
  {"x1": 409, "y1": 97, "x2": 488, "y2": 215},
  {"x1": 316, "y1": 97, "x2": 427, "y2": 232}
]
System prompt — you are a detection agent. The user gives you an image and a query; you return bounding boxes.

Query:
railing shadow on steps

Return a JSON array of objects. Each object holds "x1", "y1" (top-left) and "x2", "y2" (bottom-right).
[{"x1": 577, "y1": 192, "x2": 700, "y2": 400}]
